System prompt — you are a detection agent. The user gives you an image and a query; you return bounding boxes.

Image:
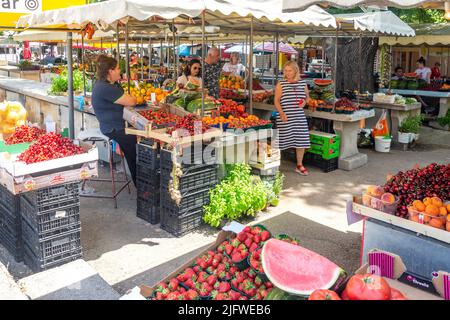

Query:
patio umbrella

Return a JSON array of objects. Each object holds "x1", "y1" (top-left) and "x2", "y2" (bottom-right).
[
  {"x1": 254, "y1": 42, "x2": 297, "y2": 55},
  {"x1": 224, "y1": 44, "x2": 252, "y2": 54}
]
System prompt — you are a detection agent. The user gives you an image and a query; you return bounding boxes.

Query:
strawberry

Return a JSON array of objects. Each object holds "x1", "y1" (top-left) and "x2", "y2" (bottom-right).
[
  {"x1": 260, "y1": 230, "x2": 270, "y2": 241},
  {"x1": 240, "y1": 251, "x2": 249, "y2": 259},
  {"x1": 199, "y1": 287, "x2": 210, "y2": 297},
  {"x1": 236, "y1": 272, "x2": 246, "y2": 283},
  {"x1": 254, "y1": 276, "x2": 263, "y2": 287},
  {"x1": 196, "y1": 258, "x2": 207, "y2": 269},
  {"x1": 206, "y1": 266, "x2": 215, "y2": 274},
  {"x1": 206, "y1": 275, "x2": 217, "y2": 286},
  {"x1": 253, "y1": 235, "x2": 261, "y2": 244},
  {"x1": 198, "y1": 271, "x2": 209, "y2": 283},
  {"x1": 168, "y1": 278, "x2": 179, "y2": 291},
  {"x1": 229, "y1": 266, "x2": 238, "y2": 274},
  {"x1": 213, "y1": 281, "x2": 221, "y2": 290},
  {"x1": 176, "y1": 273, "x2": 186, "y2": 282},
  {"x1": 179, "y1": 287, "x2": 186, "y2": 293},
  {"x1": 231, "y1": 238, "x2": 241, "y2": 248},
  {"x1": 249, "y1": 242, "x2": 259, "y2": 253},
  {"x1": 193, "y1": 266, "x2": 202, "y2": 274},
  {"x1": 250, "y1": 259, "x2": 259, "y2": 270},
  {"x1": 155, "y1": 292, "x2": 164, "y2": 300},
  {"x1": 225, "y1": 244, "x2": 233, "y2": 256},
  {"x1": 243, "y1": 226, "x2": 252, "y2": 233},
  {"x1": 217, "y1": 270, "x2": 227, "y2": 280},
  {"x1": 177, "y1": 293, "x2": 185, "y2": 300},
  {"x1": 219, "y1": 282, "x2": 231, "y2": 293},
  {"x1": 265, "y1": 281, "x2": 273, "y2": 288},
  {"x1": 237, "y1": 232, "x2": 247, "y2": 242},
  {"x1": 184, "y1": 279, "x2": 195, "y2": 289},
  {"x1": 252, "y1": 226, "x2": 262, "y2": 235},
  {"x1": 253, "y1": 251, "x2": 261, "y2": 260},
  {"x1": 217, "y1": 263, "x2": 226, "y2": 272},
  {"x1": 214, "y1": 253, "x2": 223, "y2": 262},
  {"x1": 238, "y1": 296, "x2": 248, "y2": 300},
  {"x1": 207, "y1": 250, "x2": 215, "y2": 257},
  {"x1": 166, "y1": 292, "x2": 179, "y2": 300},
  {"x1": 231, "y1": 278, "x2": 239, "y2": 288},
  {"x1": 231, "y1": 252, "x2": 242, "y2": 263},
  {"x1": 244, "y1": 237, "x2": 253, "y2": 249},
  {"x1": 258, "y1": 265, "x2": 264, "y2": 274},
  {"x1": 229, "y1": 290, "x2": 241, "y2": 300},
  {"x1": 186, "y1": 289, "x2": 198, "y2": 300},
  {"x1": 184, "y1": 268, "x2": 195, "y2": 279},
  {"x1": 248, "y1": 269, "x2": 257, "y2": 279},
  {"x1": 217, "y1": 241, "x2": 228, "y2": 253},
  {"x1": 215, "y1": 292, "x2": 229, "y2": 300}
]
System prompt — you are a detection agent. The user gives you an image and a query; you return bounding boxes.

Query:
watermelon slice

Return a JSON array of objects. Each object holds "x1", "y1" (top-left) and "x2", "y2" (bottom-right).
[
  {"x1": 313, "y1": 79, "x2": 333, "y2": 87},
  {"x1": 261, "y1": 239, "x2": 346, "y2": 296}
]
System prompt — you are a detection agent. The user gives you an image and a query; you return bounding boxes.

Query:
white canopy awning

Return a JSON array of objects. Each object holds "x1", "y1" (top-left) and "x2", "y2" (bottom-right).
[
  {"x1": 17, "y1": 0, "x2": 337, "y2": 33},
  {"x1": 13, "y1": 30, "x2": 115, "y2": 42},
  {"x1": 282, "y1": 0, "x2": 446, "y2": 12},
  {"x1": 380, "y1": 23, "x2": 450, "y2": 46},
  {"x1": 335, "y1": 11, "x2": 415, "y2": 36}
]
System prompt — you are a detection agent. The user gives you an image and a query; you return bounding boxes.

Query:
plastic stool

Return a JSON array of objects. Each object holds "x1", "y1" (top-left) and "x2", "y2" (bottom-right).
[{"x1": 78, "y1": 129, "x2": 131, "y2": 209}]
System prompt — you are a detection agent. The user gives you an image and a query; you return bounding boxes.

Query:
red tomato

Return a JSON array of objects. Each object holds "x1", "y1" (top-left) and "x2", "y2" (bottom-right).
[
  {"x1": 390, "y1": 288, "x2": 408, "y2": 300},
  {"x1": 345, "y1": 274, "x2": 391, "y2": 300},
  {"x1": 340, "y1": 288, "x2": 350, "y2": 300},
  {"x1": 308, "y1": 289, "x2": 341, "y2": 300}
]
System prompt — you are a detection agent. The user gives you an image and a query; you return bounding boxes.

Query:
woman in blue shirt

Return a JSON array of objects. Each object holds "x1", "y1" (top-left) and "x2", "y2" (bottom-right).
[{"x1": 92, "y1": 55, "x2": 137, "y2": 185}]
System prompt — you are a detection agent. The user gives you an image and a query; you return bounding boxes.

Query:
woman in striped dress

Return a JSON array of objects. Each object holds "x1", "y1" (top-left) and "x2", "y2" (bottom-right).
[{"x1": 274, "y1": 61, "x2": 311, "y2": 175}]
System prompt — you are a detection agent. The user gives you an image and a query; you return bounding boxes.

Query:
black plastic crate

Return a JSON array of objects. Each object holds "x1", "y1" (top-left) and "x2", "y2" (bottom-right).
[
  {"x1": 137, "y1": 142, "x2": 160, "y2": 171},
  {"x1": 303, "y1": 152, "x2": 338, "y2": 173},
  {"x1": 21, "y1": 182, "x2": 80, "y2": 213},
  {"x1": 160, "y1": 186, "x2": 211, "y2": 215},
  {"x1": 160, "y1": 166, "x2": 218, "y2": 192},
  {"x1": 137, "y1": 195, "x2": 160, "y2": 225},
  {"x1": 20, "y1": 197, "x2": 80, "y2": 236},
  {"x1": 160, "y1": 207, "x2": 204, "y2": 237},
  {"x1": 136, "y1": 165, "x2": 160, "y2": 188},
  {"x1": 0, "y1": 184, "x2": 20, "y2": 215},
  {"x1": 22, "y1": 219, "x2": 81, "y2": 263},
  {"x1": 0, "y1": 218, "x2": 23, "y2": 262},
  {"x1": 23, "y1": 241, "x2": 82, "y2": 273},
  {"x1": 160, "y1": 146, "x2": 217, "y2": 170}
]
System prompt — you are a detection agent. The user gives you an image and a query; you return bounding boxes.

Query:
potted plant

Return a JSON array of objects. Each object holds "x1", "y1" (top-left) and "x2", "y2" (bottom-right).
[{"x1": 398, "y1": 114, "x2": 424, "y2": 143}]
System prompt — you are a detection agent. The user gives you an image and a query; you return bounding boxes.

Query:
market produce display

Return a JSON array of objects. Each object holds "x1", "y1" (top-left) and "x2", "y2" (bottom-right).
[
  {"x1": 18, "y1": 132, "x2": 85, "y2": 164},
  {"x1": 308, "y1": 289, "x2": 341, "y2": 300},
  {"x1": 167, "y1": 114, "x2": 210, "y2": 136},
  {"x1": 137, "y1": 109, "x2": 181, "y2": 128},
  {"x1": 220, "y1": 88, "x2": 247, "y2": 101},
  {"x1": 150, "y1": 225, "x2": 275, "y2": 300},
  {"x1": 121, "y1": 82, "x2": 168, "y2": 104},
  {"x1": 261, "y1": 239, "x2": 346, "y2": 296},
  {"x1": 203, "y1": 165, "x2": 283, "y2": 227},
  {"x1": 383, "y1": 163, "x2": 450, "y2": 218},
  {"x1": 362, "y1": 186, "x2": 398, "y2": 214},
  {"x1": 4, "y1": 125, "x2": 45, "y2": 145},
  {"x1": 220, "y1": 75, "x2": 245, "y2": 90},
  {"x1": 334, "y1": 97, "x2": 356, "y2": 114},
  {"x1": 0, "y1": 101, "x2": 27, "y2": 134},
  {"x1": 218, "y1": 99, "x2": 246, "y2": 117},
  {"x1": 202, "y1": 114, "x2": 271, "y2": 131},
  {"x1": 48, "y1": 69, "x2": 91, "y2": 95},
  {"x1": 341, "y1": 274, "x2": 407, "y2": 300}
]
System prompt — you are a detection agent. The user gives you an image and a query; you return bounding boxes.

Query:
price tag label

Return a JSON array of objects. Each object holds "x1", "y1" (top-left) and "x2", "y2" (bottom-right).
[
  {"x1": 55, "y1": 211, "x2": 67, "y2": 219},
  {"x1": 151, "y1": 93, "x2": 156, "y2": 103}
]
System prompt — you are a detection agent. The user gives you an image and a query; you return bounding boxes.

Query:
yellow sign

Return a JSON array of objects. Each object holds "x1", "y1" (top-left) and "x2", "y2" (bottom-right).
[{"x1": 0, "y1": 0, "x2": 87, "y2": 29}]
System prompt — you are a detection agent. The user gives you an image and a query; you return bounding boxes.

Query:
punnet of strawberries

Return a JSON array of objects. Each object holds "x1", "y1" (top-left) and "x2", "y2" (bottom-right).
[
  {"x1": 383, "y1": 163, "x2": 450, "y2": 218},
  {"x1": 149, "y1": 225, "x2": 274, "y2": 300},
  {"x1": 18, "y1": 132, "x2": 85, "y2": 164},
  {"x1": 166, "y1": 114, "x2": 210, "y2": 136},
  {"x1": 4, "y1": 125, "x2": 46, "y2": 145}
]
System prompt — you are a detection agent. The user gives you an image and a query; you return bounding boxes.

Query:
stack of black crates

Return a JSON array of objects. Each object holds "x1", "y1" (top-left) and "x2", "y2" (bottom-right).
[
  {"x1": 0, "y1": 181, "x2": 83, "y2": 272},
  {"x1": 0, "y1": 184, "x2": 23, "y2": 262},
  {"x1": 159, "y1": 144, "x2": 218, "y2": 237},
  {"x1": 136, "y1": 139, "x2": 161, "y2": 224}
]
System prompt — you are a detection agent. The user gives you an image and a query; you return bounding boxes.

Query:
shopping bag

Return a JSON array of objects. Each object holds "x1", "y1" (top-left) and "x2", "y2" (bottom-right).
[{"x1": 373, "y1": 110, "x2": 389, "y2": 137}]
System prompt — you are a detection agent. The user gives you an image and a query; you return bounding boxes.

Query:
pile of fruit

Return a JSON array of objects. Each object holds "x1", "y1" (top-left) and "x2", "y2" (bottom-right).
[
  {"x1": 4, "y1": 125, "x2": 45, "y2": 145},
  {"x1": 218, "y1": 99, "x2": 246, "y2": 117},
  {"x1": 407, "y1": 197, "x2": 450, "y2": 231},
  {"x1": 150, "y1": 225, "x2": 274, "y2": 300},
  {"x1": 0, "y1": 101, "x2": 28, "y2": 135},
  {"x1": 362, "y1": 186, "x2": 398, "y2": 214},
  {"x1": 308, "y1": 274, "x2": 407, "y2": 300},
  {"x1": 202, "y1": 114, "x2": 271, "y2": 130},
  {"x1": 122, "y1": 82, "x2": 168, "y2": 104},
  {"x1": 334, "y1": 97, "x2": 356, "y2": 114},
  {"x1": 219, "y1": 88, "x2": 247, "y2": 100},
  {"x1": 166, "y1": 114, "x2": 210, "y2": 136},
  {"x1": 137, "y1": 110, "x2": 180, "y2": 127},
  {"x1": 18, "y1": 132, "x2": 85, "y2": 164},
  {"x1": 383, "y1": 163, "x2": 450, "y2": 218},
  {"x1": 252, "y1": 91, "x2": 273, "y2": 103},
  {"x1": 219, "y1": 75, "x2": 245, "y2": 90}
]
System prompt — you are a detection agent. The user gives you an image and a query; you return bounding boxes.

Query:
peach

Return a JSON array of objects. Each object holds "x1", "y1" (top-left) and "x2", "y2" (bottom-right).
[
  {"x1": 362, "y1": 193, "x2": 372, "y2": 206},
  {"x1": 368, "y1": 185, "x2": 384, "y2": 198},
  {"x1": 381, "y1": 193, "x2": 396, "y2": 204},
  {"x1": 431, "y1": 197, "x2": 443, "y2": 208}
]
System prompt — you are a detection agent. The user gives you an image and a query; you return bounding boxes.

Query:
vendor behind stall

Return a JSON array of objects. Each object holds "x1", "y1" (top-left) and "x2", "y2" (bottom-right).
[
  {"x1": 176, "y1": 59, "x2": 203, "y2": 89},
  {"x1": 222, "y1": 52, "x2": 246, "y2": 77},
  {"x1": 92, "y1": 55, "x2": 138, "y2": 185},
  {"x1": 391, "y1": 66, "x2": 404, "y2": 80}
]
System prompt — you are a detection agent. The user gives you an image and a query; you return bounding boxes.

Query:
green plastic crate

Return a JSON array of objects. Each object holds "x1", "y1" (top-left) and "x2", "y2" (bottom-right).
[
  {"x1": 307, "y1": 143, "x2": 339, "y2": 160},
  {"x1": 0, "y1": 141, "x2": 32, "y2": 154},
  {"x1": 309, "y1": 131, "x2": 340, "y2": 147}
]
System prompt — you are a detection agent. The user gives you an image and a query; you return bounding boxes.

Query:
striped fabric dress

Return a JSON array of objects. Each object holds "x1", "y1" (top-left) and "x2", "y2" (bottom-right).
[{"x1": 275, "y1": 80, "x2": 311, "y2": 150}]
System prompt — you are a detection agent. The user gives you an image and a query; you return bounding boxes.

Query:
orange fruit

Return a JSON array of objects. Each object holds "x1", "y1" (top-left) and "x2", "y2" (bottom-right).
[
  {"x1": 447, "y1": 204, "x2": 450, "y2": 212},
  {"x1": 439, "y1": 207, "x2": 448, "y2": 217},
  {"x1": 423, "y1": 215, "x2": 431, "y2": 223},
  {"x1": 447, "y1": 214, "x2": 450, "y2": 222},
  {"x1": 429, "y1": 218, "x2": 444, "y2": 229},
  {"x1": 423, "y1": 197, "x2": 432, "y2": 206},
  {"x1": 413, "y1": 200, "x2": 425, "y2": 212},
  {"x1": 447, "y1": 221, "x2": 450, "y2": 232},
  {"x1": 425, "y1": 205, "x2": 439, "y2": 217},
  {"x1": 410, "y1": 215, "x2": 420, "y2": 223},
  {"x1": 431, "y1": 197, "x2": 443, "y2": 208}
]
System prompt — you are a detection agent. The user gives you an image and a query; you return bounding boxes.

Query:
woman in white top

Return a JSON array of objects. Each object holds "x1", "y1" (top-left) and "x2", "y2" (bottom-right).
[
  {"x1": 415, "y1": 57, "x2": 432, "y2": 84},
  {"x1": 222, "y1": 52, "x2": 246, "y2": 77},
  {"x1": 176, "y1": 59, "x2": 203, "y2": 88}
]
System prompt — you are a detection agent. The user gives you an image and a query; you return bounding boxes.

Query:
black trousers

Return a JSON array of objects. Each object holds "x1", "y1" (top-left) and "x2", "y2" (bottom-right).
[{"x1": 104, "y1": 129, "x2": 137, "y2": 186}]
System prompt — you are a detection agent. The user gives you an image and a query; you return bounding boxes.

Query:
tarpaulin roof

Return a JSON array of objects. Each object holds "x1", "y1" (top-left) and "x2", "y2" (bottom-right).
[
  {"x1": 334, "y1": 10, "x2": 415, "y2": 36},
  {"x1": 254, "y1": 42, "x2": 298, "y2": 54},
  {"x1": 282, "y1": 0, "x2": 446, "y2": 12},
  {"x1": 380, "y1": 23, "x2": 450, "y2": 46},
  {"x1": 13, "y1": 30, "x2": 115, "y2": 42}
]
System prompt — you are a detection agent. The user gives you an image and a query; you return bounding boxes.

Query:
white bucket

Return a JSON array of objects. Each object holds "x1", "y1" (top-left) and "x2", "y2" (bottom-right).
[
  {"x1": 398, "y1": 132, "x2": 412, "y2": 144},
  {"x1": 375, "y1": 136, "x2": 392, "y2": 153}
]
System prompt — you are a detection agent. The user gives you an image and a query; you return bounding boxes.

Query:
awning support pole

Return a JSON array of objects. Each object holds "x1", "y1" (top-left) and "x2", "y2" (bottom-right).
[
  {"x1": 125, "y1": 23, "x2": 130, "y2": 94},
  {"x1": 275, "y1": 32, "x2": 279, "y2": 83},
  {"x1": 201, "y1": 10, "x2": 205, "y2": 117},
  {"x1": 81, "y1": 34, "x2": 86, "y2": 97},
  {"x1": 334, "y1": 27, "x2": 338, "y2": 97},
  {"x1": 67, "y1": 32, "x2": 75, "y2": 139},
  {"x1": 141, "y1": 37, "x2": 144, "y2": 80},
  {"x1": 116, "y1": 24, "x2": 120, "y2": 62},
  {"x1": 249, "y1": 16, "x2": 254, "y2": 115},
  {"x1": 358, "y1": 33, "x2": 362, "y2": 93},
  {"x1": 149, "y1": 37, "x2": 152, "y2": 80}
]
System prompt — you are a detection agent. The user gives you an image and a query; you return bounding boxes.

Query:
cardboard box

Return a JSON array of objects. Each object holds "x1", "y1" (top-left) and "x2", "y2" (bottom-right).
[
  {"x1": 249, "y1": 142, "x2": 281, "y2": 166},
  {"x1": 356, "y1": 249, "x2": 448, "y2": 300},
  {"x1": 0, "y1": 142, "x2": 98, "y2": 177},
  {"x1": 352, "y1": 195, "x2": 450, "y2": 244}
]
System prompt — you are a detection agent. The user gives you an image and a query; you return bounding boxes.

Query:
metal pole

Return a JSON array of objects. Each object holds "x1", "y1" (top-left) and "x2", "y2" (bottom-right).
[
  {"x1": 141, "y1": 37, "x2": 144, "y2": 80},
  {"x1": 67, "y1": 32, "x2": 75, "y2": 139},
  {"x1": 160, "y1": 39, "x2": 163, "y2": 68},
  {"x1": 173, "y1": 20, "x2": 177, "y2": 79},
  {"x1": 245, "y1": 34, "x2": 248, "y2": 92},
  {"x1": 322, "y1": 39, "x2": 325, "y2": 79},
  {"x1": 201, "y1": 10, "x2": 205, "y2": 116},
  {"x1": 116, "y1": 24, "x2": 120, "y2": 62},
  {"x1": 275, "y1": 32, "x2": 279, "y2": 83},
  {"x1": 81, "y1": 34, "x2": 86, "y2": 97},
  {"x1": 272, "y1": 34, "x2": 276, "y2": 87},
  {"x1": 149, "y1": 37, "x2": 152, "y2": 80},
  {"x1": 125, "y1": 23, "x2": 131, "y2": 93},
  {"x1": 358, "y1": 33, "x2": 362, "y2": 93},
  {"x1": 249, "y1": 16, "x2": 254, "y2": 115},
  {"x1": 334, "y1": 27, "x2": 338, "y2": 97}
]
